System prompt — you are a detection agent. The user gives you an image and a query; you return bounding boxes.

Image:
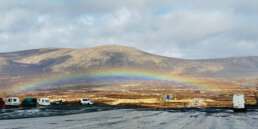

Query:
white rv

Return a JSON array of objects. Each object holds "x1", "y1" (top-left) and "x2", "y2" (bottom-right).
[
  {"x1": 80, "y1": 98, "x2": 93, "y2": 105},
  {"x1": 5, "y1": 97, "x2": 20, "y2": 106},
  {"x1": 233, "y1": 94, "x2": 245, "y2": 110},
  {"x1": 37, "y1": 98, "x2": 51, "y2": 106}
]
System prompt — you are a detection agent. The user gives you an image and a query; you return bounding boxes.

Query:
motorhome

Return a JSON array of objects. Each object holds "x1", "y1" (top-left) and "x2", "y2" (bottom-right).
[
  {"x1": 233, "y1": 94, "x2": 246, "y2": 112},
  {"x1": 5, "y1": 97, "x2": 20, "y2": 107},
  {"x1": 37, "y1": 98, "x2": 51, "y2": 106},
  {"x1": 80, "y1": 98, "x2": 93, "y2": 105}
]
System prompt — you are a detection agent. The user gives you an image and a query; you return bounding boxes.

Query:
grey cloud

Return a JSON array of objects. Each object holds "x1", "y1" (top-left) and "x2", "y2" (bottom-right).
[{"x1": 0, "y1": 0, "x2": 258, "y2": 59}]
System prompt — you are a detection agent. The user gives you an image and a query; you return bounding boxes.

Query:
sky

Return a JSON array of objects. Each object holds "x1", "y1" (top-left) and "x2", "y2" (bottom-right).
[{"x1": 0, "y1": 0, "x2": 258, "y2": 59}]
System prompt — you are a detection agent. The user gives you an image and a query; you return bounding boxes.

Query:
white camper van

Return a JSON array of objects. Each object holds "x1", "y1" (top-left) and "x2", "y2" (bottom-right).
[
  {"x1": 37, "y1": 98, "x2": 51, "y2": 106},
  {"x1": 233, "y1": 94, "x2": 245, "y2": 111},
  {"x1": 5, "y1": 97, "x2": 20, "y2": 107}
]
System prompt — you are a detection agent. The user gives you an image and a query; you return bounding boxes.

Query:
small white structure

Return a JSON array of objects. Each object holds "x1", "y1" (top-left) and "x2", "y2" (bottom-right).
[
  {"x1": 80, "y1": 98, "x2": 93, "y2": 105},
  {"x1": 37, "y1": 98, "x2": 51, "y2": 106},
  {"x1": 188, "y1": 98, "x2": 206, "y2": 108},
  {"x1": 233, "y1": 94, "x2": 245, "y2": 109},
  {"x1": 5, "y1": 97, "x2": 20, "y2": 106},
  {"x1": 163, "y1": 95, "x2": 173, "y2": 102}
]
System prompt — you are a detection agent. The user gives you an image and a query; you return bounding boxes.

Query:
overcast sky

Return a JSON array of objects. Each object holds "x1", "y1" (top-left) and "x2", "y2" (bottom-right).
[{"x1": 0, "y1": 0, "x2": 258, "y2": 59}]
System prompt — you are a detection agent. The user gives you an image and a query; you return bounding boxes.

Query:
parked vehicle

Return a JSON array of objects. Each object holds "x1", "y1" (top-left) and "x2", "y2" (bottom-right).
[
  {"x1": 0, "y1": 98, "x2": 5, "y2": 108},
  {"x1": 80, "y1": 98, "x2": 93, "y2": 105},
  {"x1": 37, "y1": 98, "x2": 51, "y2": 106},
  {"x1": 22, "y1": 97, "x2": 37, "y2": 108},
  {"x1": 233, "y1": 94, "x2": 246, "y2": 112},
  {"x1": 51, "y1": 99, "x2": 65, "y2": 105},
  {"x1": 5, "y1": 97, "x2": 20, "y2": 107}
]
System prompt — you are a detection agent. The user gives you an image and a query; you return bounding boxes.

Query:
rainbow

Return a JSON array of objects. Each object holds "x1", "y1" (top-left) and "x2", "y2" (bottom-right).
[{"x1": 11, "y1": 67, "x2": 214, "y2": 92}]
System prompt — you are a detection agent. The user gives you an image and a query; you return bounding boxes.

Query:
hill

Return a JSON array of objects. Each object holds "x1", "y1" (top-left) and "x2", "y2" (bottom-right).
[{"x1": 0, "y1": 45, "x2": 258, "y2": 93}]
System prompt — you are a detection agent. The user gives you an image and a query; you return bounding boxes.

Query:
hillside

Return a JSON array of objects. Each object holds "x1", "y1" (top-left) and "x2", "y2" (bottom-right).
[
  {"x1": 1, "y1": 45, "x2": 258, "y2": 77},
  {"x1": 0, "y1": 45, "x2": 258, "y2": 93}
]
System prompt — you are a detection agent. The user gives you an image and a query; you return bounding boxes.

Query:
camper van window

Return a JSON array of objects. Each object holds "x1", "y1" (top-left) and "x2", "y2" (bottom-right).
[
  {"x1": 13, "y1": 99, "x2": 17, "y2": 102},
  {"x1": 45, "y1": 100, "x2": 49, "y2": 103},
  {"x1": 8, "y1": 99, "x2": 11, "y2": 102}
]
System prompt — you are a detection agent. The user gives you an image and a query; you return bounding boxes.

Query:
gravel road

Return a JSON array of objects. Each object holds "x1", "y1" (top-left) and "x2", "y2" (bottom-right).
[{"x1": 1, "y1": 109, "x2": 258, "y2": 129}]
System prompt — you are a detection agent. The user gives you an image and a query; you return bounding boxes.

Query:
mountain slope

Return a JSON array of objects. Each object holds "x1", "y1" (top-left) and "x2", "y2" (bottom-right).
[
  {"x1": 0, "y1": 45, "x2": 258, "y2": 77},
  {"x1": 0, "y1": 45, "x2": 258, "y2": 93}
]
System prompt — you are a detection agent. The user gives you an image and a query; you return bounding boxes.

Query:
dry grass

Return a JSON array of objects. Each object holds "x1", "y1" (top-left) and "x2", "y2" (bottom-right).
[{"x1": 13, "y1": 87, "x2": 258, "y2": 109}]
